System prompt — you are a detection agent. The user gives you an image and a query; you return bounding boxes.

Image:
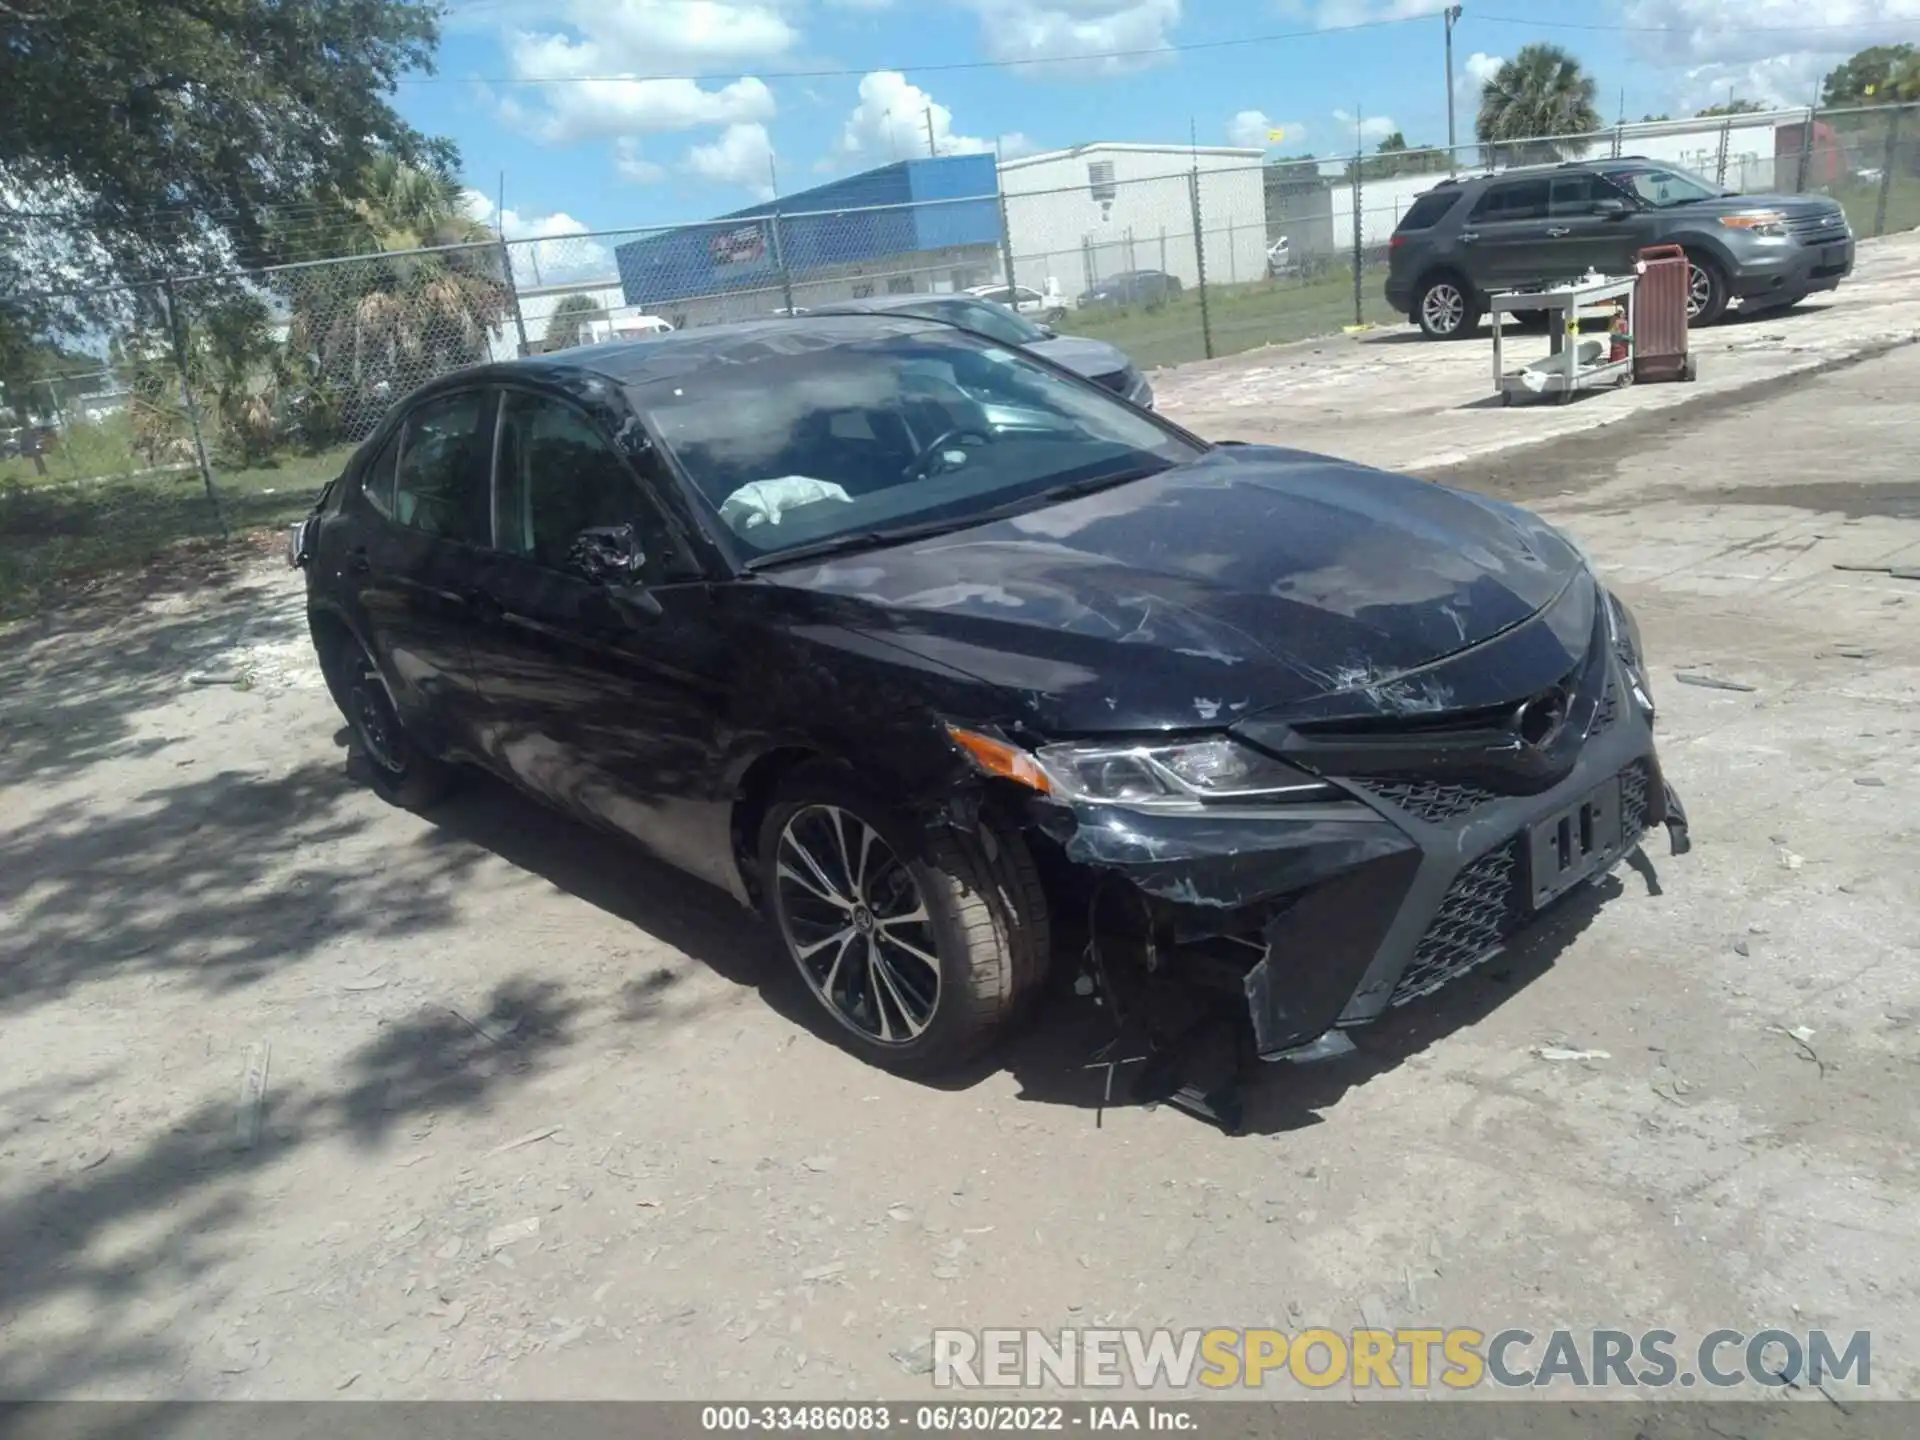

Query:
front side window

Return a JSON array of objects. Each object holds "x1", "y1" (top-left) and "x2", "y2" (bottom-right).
[
  {"x1": 1600, "y1": 164, "x2": 1722, "y2": 208},
  {"x1": 636, "y1": 326, "x2": 1203, "y2": 563},
  {"x1": 358, "y1": 432, "x2": 400, "y2": 518},
  {"x1": 493, "y1": 390, "x2": 693, "y2": 583},
  {"x1": 1548, "y1": 175, "x2": 1600, "y2": 216},
  {"x1": 392, "y1": 391, "x2": 491, "y2": 544}
]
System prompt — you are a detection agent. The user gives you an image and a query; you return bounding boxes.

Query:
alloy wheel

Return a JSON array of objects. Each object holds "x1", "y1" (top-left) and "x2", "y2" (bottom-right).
[
  {"x1": 774, "y1": 805, "x2": 941, "y2": 1045},
  {"x1": 1687, "y1": 264, "x2": 1712, "y2": 318},
  {"x1": 1422, "y1": 283, "x2": 1465, "y2": 335}
]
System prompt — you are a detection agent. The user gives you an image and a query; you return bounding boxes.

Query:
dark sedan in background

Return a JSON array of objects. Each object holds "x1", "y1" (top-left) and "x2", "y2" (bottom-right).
[
  {"x1": 290, "y1": 315, "x2": 1688, "y2": 1085},
  {"x1": 809, "y1": 291, "x2": 1153, "y2": 409},
  {"x1": 1075, "y1": 268, "x2": 1183, "y2": 310}
]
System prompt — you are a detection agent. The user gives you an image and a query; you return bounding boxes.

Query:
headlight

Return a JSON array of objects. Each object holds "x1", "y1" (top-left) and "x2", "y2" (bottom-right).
[
  {"x1": 1603, "y1": 589, "x2": 1654, "y2": 713},
  {"x1": 948, "y1": 727, "x2": 1339, "y2": 808},
  {"x1": 1718, "y1": 211, "x2": 1787, "y2": 237}
]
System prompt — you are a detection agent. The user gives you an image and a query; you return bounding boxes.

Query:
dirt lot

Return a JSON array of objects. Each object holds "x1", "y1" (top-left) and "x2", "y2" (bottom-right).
[{"x1": 3, "y1": 322, "x2": 1918, "y2": 1405}]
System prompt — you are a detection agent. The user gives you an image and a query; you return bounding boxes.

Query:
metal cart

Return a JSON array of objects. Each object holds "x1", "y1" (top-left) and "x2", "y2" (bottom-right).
[{"x1": 1490, "y1": 274, "x2": 1637, "y2": 405}]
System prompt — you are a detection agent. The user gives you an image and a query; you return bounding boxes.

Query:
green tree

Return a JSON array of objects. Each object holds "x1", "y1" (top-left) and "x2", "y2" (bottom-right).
[
  {"x1": 1476, "y1": 43, "x2": 1604, "y2": 165},
  {"x1": 1698, "y1": 99, "x2": 1767, "y2": 118},
  {"x1": 0, "y1": 0, "x2": 447, "y2": 354},
  {"x1": 544, "y1": 295, "x2": 605, "y2": 352},
  {"x1": 1821, "y1": 44, "x2": 1917, "y2": 106},
  {"x1": 274, "y1": 157, "x2": 511, "y2": 444}
]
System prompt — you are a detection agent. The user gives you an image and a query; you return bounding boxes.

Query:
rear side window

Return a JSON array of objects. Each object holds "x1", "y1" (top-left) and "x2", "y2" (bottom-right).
[
  {"x1": 1469, "y1": 179, "x2": 1550, "y2": 222},
  {"x1": 391, "y1": 391, "x2": 492, "y2": 545},
  {"x1": 1396, "y1": 190, "x2": 1461, "y2": 232},
  {"x1": 358, "y1": 433, "x2": 400, "y2": 518}
]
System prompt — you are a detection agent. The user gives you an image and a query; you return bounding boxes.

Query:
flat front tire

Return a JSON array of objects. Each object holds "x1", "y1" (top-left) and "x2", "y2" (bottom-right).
[{"x1": 759, "y1": 764, "x2": 1049, "y2": 1075}]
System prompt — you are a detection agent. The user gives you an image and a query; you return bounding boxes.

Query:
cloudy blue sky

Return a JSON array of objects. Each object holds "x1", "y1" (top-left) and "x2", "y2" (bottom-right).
[{"x1": 398, "y1": 0, "x2": 1918, "y2": 249}]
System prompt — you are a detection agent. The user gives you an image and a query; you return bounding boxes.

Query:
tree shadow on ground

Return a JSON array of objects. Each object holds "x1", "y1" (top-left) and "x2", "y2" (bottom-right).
[
  {"x1": 0, "y1": 972, "x2": 598, "y2": 1403},
  {"x1": 0, "y1": 759, "x2": 478, "y2": 1018},
  {"x1": 0, "y1": 561, "x2": 304, "y2": 789}
]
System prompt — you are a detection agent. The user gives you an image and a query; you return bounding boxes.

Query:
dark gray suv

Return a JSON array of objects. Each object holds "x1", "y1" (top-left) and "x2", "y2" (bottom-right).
[{"x1": 1385, "y1": 158, "x2": 1855, "y2": 340}]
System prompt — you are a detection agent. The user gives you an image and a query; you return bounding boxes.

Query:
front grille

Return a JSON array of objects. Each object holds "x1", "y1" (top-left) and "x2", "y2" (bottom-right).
[
  {"x1": 1787, "y1": 210, "x2": 1847, "y2": 239},
  {"x1": 1362, "y1": 778, "x2": 1502, "y2": 823},
  {"x1": 1391, "y1": 841, "x2": 1521, "y2": 1005},
  {"x1": 1390, "y1": 759, "x2": 1653, "y2": 1008},
  {"x1": 1620, "y1": 758, "x2": 1651, "y2": 840}
]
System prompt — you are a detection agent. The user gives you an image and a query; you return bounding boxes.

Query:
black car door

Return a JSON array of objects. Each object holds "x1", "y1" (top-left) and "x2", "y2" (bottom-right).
[
  {"x1": 461, "y1": 384, "x2": 738, "y2": 889},
  {"x1": 338, "y1": 388, "x2": 494, "y2": 747}
]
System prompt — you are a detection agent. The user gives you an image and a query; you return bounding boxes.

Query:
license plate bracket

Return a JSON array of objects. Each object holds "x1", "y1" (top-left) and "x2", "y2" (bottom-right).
[{"x1": 1526, "y1": 777, "x2": 1624, "y2": 910}]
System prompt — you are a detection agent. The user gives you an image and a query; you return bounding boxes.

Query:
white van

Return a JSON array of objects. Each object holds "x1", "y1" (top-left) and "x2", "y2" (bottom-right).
[{"x1": 582, "y1": 314, "x2": 675, "y2": 344}]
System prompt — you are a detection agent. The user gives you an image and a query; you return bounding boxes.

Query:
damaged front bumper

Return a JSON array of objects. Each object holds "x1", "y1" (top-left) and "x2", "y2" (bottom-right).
[{"x1": 1032, "y1": 647, "x2": 1689, "y2": 1063}]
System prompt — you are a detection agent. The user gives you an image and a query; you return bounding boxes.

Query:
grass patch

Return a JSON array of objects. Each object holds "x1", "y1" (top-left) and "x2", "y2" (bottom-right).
[
  {"x1": 0, "y1": 446, "x2": 353, "y2": 622},
  {"x1": 0, "y1": 412, "x2": 152, "y2": 488},
  {"x1": 1053, "y1": 267, "x2": 1404, "y2": 370}
]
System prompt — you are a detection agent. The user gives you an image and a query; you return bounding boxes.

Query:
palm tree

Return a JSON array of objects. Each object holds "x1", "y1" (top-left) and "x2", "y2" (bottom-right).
[
  {"x1": 278, "y1": 156, "x2": 512, "y2": 443},
  {"x1": 1477, "y1": 44, "x2": 1603, "y2": 166}
]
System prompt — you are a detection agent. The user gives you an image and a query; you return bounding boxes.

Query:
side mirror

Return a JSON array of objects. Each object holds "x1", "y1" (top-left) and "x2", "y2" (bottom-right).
[
  {"x1": 1037, "y1": 325, "x2": 1058, "y2": 339},
  {"x1": 1592, "y1": 197, "x2": 1629, "y2": 218},
  {"x1": 567, "y1": 523, "x2": 663, "y2": 616}
]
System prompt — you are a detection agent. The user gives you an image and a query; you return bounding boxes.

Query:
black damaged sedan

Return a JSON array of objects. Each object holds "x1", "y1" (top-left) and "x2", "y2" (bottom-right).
[{"x1": 291, "y1": 314, "x2": 1688, "y2": 1078}]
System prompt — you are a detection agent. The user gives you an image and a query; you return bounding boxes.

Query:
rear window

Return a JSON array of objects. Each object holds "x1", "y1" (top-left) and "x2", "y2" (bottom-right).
[{"x1": 1395, "y1": 191, "x2": 1461, "y2": 232}]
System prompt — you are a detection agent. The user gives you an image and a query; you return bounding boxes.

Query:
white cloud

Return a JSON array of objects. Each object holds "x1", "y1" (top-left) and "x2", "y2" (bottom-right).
[
  {"x1": 1291, "y1": 0, "x2": 1445, "y2": 28},
  {"x1": 961, "y1": 0, "x2": 1183, "y2": 78},
  {"x1": 1227, "y1": 109, "x2": 1307, "y2": 149},
  {"x1": 837, "y1": 71, "x2": 1000, "y2": 161},
  {"x1": 461, "y1": 189, "x2": 612, "y2": 284},
  {"x1": 683, "y1": 122, "x2": 778, "y2": 197},
  {"x1": 614, "y1": 139, "x2": 666, "y2": 184},
  {"x1": 1332, "y1": 108, "x2": 1399, "y2": 144},
  {"x1": 499, "y1": 1, "x2": 793, "y2": 144},
  {"x1": 1619, "y1": 0, "x2": 1920, "y2": 112}
]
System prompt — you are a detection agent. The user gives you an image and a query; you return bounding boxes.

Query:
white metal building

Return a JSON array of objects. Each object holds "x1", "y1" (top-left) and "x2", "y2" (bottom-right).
[{"x1": 998, "y1": 143, "x2": 1268, "y2": 301}]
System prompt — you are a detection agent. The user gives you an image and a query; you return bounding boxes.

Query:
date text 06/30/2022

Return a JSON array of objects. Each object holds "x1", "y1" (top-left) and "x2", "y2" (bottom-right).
[{"x1": 700, "y1": 1405, "x2": 1193, "y2": 1432}]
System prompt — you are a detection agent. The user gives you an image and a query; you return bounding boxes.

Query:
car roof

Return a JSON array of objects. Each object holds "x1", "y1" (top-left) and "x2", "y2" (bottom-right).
[
  {"x1": 817, "y1": 292, "x2": 980, "y2": 313},
  {"x1": 415, "y1": 313, "x2": 951, "y2": 395}
]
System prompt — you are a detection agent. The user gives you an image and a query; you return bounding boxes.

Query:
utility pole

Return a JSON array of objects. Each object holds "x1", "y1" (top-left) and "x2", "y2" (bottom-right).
[
  {"x1": 1443, "y1": 5, "x2": 1462, "y2": 173},
  {"x1": 925, "y1": 108, "x2": 937, "y2": 158}
]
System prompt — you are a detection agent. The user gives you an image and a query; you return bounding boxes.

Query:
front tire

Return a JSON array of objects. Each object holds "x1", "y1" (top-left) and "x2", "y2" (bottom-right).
[
  {"x1": 1685, "y1": 252, "x2": 1730, "y2": 326},
  {"x1": 1415, "y1": 275, "x2": 1481, "y2": 340},
  {"x1": 759, "y1": 764, "x2": 1049, "y2": 1075}
]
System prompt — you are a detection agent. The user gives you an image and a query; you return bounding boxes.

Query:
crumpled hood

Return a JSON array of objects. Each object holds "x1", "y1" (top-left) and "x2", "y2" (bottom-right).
[
  {"x1": 1024, "y1": 334, "x2": 1133, "y2": 381},
  {"x1": 771, "y1": 445, "x2": 1587, "y2": 733}
]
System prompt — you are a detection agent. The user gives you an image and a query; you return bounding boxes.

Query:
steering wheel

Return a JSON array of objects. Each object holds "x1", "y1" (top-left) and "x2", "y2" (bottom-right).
[{"x1": 902, "y1": 427, "x2": 993, "y2": 481}]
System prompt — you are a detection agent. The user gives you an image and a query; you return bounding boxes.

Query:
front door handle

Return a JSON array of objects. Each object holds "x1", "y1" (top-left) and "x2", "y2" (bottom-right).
[
  {"x1": 1457, "y1": 231, "x2": 1479, "y2": 244},
  {"x1": 1546, "y1": 226, "x2": 1572, "y2": 238}
]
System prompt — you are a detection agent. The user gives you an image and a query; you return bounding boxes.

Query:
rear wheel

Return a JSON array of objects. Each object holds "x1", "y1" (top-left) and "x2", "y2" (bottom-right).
[
  {"x1": 759, "y1": 764, "x2": 1049, "y2": 1075},
  {"x1": 1684, "y1": 252, "x2": 1730, "y2": 326},
  {"x1": 1415, "y1": 275, "x2": 1481, "y2": 340},
  {"x1": 321, "y1": 632, "x2": 456, "y2": 810}
]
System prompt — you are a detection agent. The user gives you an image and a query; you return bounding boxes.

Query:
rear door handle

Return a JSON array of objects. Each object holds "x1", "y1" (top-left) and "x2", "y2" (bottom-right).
[
  {"x1": 1546, "y1": 226, "x2": 1572, "y2": 238},
  {"x1": 346, "y1": 545, "x2": 370, "y2": 574}
]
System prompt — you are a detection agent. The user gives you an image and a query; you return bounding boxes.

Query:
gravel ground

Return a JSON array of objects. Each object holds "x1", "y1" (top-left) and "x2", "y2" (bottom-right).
[{"x1": 1, "y1": 337, "x2": 1916, "y2": 1406}]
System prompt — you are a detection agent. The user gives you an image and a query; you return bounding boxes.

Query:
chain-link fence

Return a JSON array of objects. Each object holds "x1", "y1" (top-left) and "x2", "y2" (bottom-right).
[{"x1": 6, "y1": 101, "x2": 1918, "y2": 513}]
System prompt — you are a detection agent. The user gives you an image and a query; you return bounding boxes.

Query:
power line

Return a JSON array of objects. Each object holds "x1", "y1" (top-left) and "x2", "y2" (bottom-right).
[
  {"x1": 395, "y1": 11, "x2": 1452, "y2": 86},
  {"x1": 1472, "y1": 11, "x2": 1920, "y2": 36}
]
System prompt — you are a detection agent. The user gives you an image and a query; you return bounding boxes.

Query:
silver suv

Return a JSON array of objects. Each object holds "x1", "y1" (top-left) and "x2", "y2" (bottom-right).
[{"x1": 1384, "y1": 158, "x2": 1855, "y2": 340}]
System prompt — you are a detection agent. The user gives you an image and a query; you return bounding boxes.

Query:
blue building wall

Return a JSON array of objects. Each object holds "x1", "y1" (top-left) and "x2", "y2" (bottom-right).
[{"x1": 614, "y1": 154, "x2": 1001, "y2": 309}]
